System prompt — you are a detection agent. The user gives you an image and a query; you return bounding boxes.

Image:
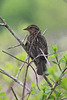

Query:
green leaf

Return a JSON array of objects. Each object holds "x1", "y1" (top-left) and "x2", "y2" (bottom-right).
[
  {"x1": 54, "y1": 71, "x2": 61, "y2": 80},
  {"x1": 50, "y1": 45, "x2": 57, "y2": 52},
  {"x1": 59, "y1": 58, "x2": 65, "y2": 63},
  {"x1": 0, "y1": 88, "x2": 1, "y2": 91},
  {"x1": 63, "y1": 54, "x2": 67, "y2": 65},
  {"x1": 6, "y1": 62, "x2": 14, "y2": 69},
  {"x1": 65, "y1": 71, "x2": 67, "y2": 74},
  {"x1": 16, "y1": 52, "x2": 27, "y2": 61},
  {"x1": 2, "y1": 97, "x2": 9, "y2": 100},
  {"x1": 45, "y1": 89, "x2": 51, "y2": 94},
  {"x1": 30, "y1": 90, "x2": 39, "y2": 95},
  {"x1": 61, "y1": 77, "x2": 67, "y2": 90},
  {"x1": 52, "y1": 61, "x2": 57, "y2": 64},
  {"x1": 47, "y1": 66, "x2": 56, "y2": 75},
  {"x1": 51, "y1": 54, "x2": 58, "y2": 58},
  {"x1": 0, "y1": 92, "x2": 5, "y2": 97},
  {"x1": 41, "y1": 83, "x2": 46, "y2": 92},
  {"x1": 31, "y1": 82, "x2": 36, "y2": 89},
  {"x1": 54, "y1": 54, "x2": 58, "y2": 57}
]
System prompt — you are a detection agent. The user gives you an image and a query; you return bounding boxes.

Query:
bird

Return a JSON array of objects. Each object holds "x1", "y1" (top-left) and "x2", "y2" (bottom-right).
[{"x1": 24, "y1": 25, "x2": 48, "y2": 75}]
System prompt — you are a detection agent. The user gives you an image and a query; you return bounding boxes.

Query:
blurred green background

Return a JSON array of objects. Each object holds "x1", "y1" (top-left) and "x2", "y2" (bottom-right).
[
  {"x1": 0, "y1": 0, "x2": 67, "y2": 50},
  {"x1": 0, "y1": 0, "x2": 67, "y2": 99}
]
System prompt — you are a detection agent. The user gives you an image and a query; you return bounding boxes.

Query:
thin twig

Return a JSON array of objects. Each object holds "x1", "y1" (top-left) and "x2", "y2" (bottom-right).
[
  {"x1": 2, "y1": 50, "x2": 39, "y2": 89},
  {"x1": 30, "y1": 66, "x2": 40, "y2": 90},
  {"x1": 61, "y1": 97, "x2": 67, "y2": 100},
  {"x1": 0, "y1": 67, "x2": 30, "y2": 92},
  {"x1": 0, "y1": 17, "x2": 67, "y2": 56},
  {"x1": 22, "y1": 34, "x2": 28, "y2": 43},
  {"x1": 24, "y1": 31, "x2": 40, "y2": 90},
  {"x1": 40, "y1": 48, "x2": 50, "y2": 67},
  {"x1": 22, "y1": 30, "x2": 41, "y2": 95},
  {"x1": 7, "y1": 44, "x2": 21, "y2": 50},
  {"x1": 0, "y1": 17, "x2": 26, "y2": 51},
  {"x1": 2, "y1": 48, "x2": 67, "y2": 72},
  {"x1": 3, "y1": 49, "x2": 65, "y2": 91},
  {"x1": 39, "y1": 49, "x2": 53, "y2": 87},
  {"x1": 26, "y1": 91, "x2": 31, "y2": 100},
  {"x1": 0, "y1": 23, "x2": 6, "y2": 26},
  {"x1": 46, "y1": 82, "x2": 58, "y2": 100},
  {"x1": 21, "y1": 31, "x2": 42, "y2": 99},
  {"x1": 2, "y1": 50, "x2": 28, "y2": 64},
  {"x1": 55, "y1": 52, "x2": 62, "y2": 71},
  {"x1": 59, "y1": 67, "x2": 67, "y2": 79},
  {"x1": 43, "y1": 74, "x2": 53, "y2": 87},
  {"x1": 42, "y1": 28, "x2": 47, "y2": 35},
  {"x1": 1, "y1": 17, "x2": 67, "y2": 100},
  {"x1": 46, "y1": 67, "x2": 67, "y2": 100},
  {"x1": 16, "y1": 56, "x2": 29, "y2": 79},
  {"x1": 22, "y1": 57, "x2": 30, "y2": 100},
  {"x1": 21, "y1": 90, "x2": 32, "y2": 100},
  {"x1": 7, "y1": 34, "x2": 28, "y2": 50},
  {"x1": 11, "y1": 87, "x2": 19, "y2": 100}
]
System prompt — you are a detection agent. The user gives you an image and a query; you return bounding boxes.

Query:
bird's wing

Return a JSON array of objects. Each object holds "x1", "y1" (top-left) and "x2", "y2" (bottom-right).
[{"x1": 36, "y1": 34, "x2": 48, "y2": 56}]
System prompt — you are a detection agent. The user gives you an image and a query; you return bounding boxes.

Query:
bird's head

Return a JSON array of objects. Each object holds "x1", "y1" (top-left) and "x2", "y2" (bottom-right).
[{"x1": 24, "y1": 24, "x2": 40, "y2": 34}]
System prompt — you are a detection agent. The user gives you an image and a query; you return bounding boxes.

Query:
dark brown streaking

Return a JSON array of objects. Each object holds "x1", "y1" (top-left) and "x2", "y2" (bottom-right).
[{"x1": 24, "y1": 25, "x2": 48, "y2": 75}]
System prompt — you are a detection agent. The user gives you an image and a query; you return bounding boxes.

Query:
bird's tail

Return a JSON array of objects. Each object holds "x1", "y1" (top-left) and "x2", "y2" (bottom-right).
[{"x1": 37, "y1": 60, "x2": 46, "y2": 75}]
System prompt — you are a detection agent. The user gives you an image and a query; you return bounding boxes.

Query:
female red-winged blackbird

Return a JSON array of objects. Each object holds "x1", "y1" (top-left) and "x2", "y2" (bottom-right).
[{"x1": 24, "y1": 25, "x2": 48, "y2": 75}]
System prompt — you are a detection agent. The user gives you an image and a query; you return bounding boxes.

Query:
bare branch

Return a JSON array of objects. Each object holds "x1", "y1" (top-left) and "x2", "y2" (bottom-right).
[
  {"x1": 1, "y1": 17, "x2": 67, "y2": 100},
  {"x1": 40, "y1": 48, "x2": 50, "y2": 67},
  {"x1": 46, "y1": 82, "x2": 58, "y2": 100},
  {"x1": 3, "y1": 49, "x2": 66, "y2": 91},
  {"x1": 2, "y1": 50, "x2": 39, "y2": 89},
  {"x1": 16, "y1": 56, "x2": 29, "y2": 79},
  {"x1": 21, "y1": 56, "x2": 39, "y2": 100},
  {"x1": 61, "y1": 67, "x2": 67, "y2": 77},
  {"x1": 42, "y1": 28, "x2": 47, "y2": 35},
  {"x1": 7, "y1": 44, "x2": 21, "y2": 50},
  {"x1": 21, "y1": 90, "x2": 32, "y2": 100},
  {"x1": 0, "y1": 23, "x2": 6, "y2": 26},
  {"x1": 22, "y1": 57, "x2": 30, "y2": 100},
  {"x1": 11, "y1": 87, "x2": 19, "y2": 100},
  {"x1": 39, "y1": 49, "x2": 53, "y2": 87},
  {"x1": 30, "y1": 65, "x2": 40, "y2": 90},
  {"x1": 0, "y1": 17, "x2": 26, "y2": 51},
  {"x1": 0, "y1": 17, "x2": 6, "y2": 23},
  {"x1": 7, "y1": 34, "x2": 28, "y2": 50},
  {"x1": 46, "y1": 67, "x2": 67, "y2": 100},
  {"x1": 43, "y1": 74, "x2": 53, "y2": 87},
  {"x1": 55, "y1": 51, "x2": 62, "y2": 71},
  {"x1": 26, "y1": 91, "x2": 31, "y2": 100},
  {"x1": 2, "y1": 50, "x2": 28, "y2": 64},
  {"x1": 60, "y1": 97, "x2": 67, "y2": 100},
  {"x1": 0, "y1": 67, "x2": 30, "y2": 92},
  {"x1": 22, "y1": 34, "x2": 28, "y2": 43}
]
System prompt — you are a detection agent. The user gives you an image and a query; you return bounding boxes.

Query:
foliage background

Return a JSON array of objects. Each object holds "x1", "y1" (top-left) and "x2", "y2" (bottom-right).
[{"x1": 0, "y1": 0, "x2": 67, "y2": 99}]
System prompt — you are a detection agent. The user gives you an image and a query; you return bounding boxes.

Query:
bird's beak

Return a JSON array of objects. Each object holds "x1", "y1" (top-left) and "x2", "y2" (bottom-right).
[{"x1": 24, "y1": 27, "x2": 29, "y2": 30}]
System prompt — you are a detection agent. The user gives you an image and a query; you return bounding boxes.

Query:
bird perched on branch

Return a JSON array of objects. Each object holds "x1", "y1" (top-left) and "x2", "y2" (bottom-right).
[{"x1": 24, "y1": 25, "x2": 48, "y2": 75}]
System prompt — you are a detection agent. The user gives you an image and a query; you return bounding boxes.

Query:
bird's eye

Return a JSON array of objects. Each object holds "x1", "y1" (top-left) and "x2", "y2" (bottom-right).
[{"x1": 30, "y1": 27, "x2": 33, "y2": 29}]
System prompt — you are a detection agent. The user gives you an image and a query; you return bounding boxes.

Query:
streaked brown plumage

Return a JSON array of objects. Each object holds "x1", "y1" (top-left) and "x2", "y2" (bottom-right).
[{"x1": 24, "y1": 25, "x2": 48, "y2": 75}]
